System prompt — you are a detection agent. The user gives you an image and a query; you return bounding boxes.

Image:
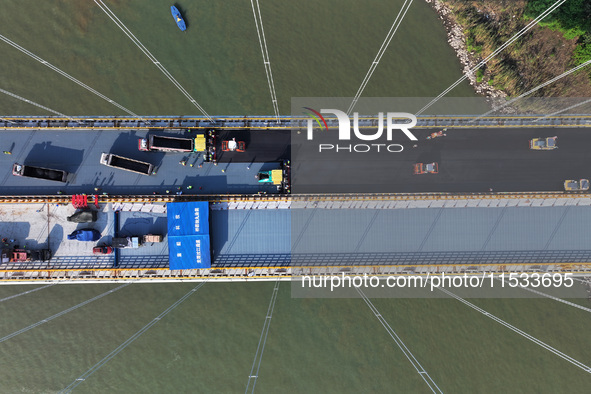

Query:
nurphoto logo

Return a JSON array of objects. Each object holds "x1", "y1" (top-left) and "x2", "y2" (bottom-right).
[{"x1": 303, "y1": 107, "x2": 418, "y2": 153}]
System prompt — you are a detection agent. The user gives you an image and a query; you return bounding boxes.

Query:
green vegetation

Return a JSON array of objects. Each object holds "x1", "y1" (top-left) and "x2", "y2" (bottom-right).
[
  {"x1": 525, "y1": 0, "x2": 591, "y2": 39},
  {"x1": 466, "y1": 35, "x2": 483, "y2": 54},
  {"x1": 476, "y1": 68, "x2": 484, "y2": 83},
  {"x1": 443, "y1": 0, "x2": 591, "y2": 96},
  {"x1": 574, "y1": 34, "x2": 591, "y2": 65},
  {"x1": 525, "y1": 0, "x2": 591, "y2": 65}
]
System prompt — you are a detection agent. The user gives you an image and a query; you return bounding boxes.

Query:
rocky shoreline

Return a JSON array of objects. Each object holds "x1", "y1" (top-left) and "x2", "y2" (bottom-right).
[{"x1": 424, "y1": 0, "x2": 507, "y2": 98}]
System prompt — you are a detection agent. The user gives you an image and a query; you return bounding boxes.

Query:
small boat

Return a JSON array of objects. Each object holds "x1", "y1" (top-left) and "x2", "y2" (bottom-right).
[{"x1": 171, "y1": 6, "x2": 186, "y2": 31}]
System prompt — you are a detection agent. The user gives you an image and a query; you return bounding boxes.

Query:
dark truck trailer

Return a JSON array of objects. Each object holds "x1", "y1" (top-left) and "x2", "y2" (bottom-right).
[
  {"x1": 139, "y1": 132, "x2": 207, "y2": 153},
  {"x1": 12, "y1": 163, "x2": 68, "y2": 182},
  {"x1": 100, "y1": 153, "x2": 154, "y2": 175}
]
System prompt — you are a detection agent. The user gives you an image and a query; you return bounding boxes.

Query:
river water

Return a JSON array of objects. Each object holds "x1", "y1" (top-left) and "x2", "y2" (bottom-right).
[
  {"x1": 1, "y1": 1, "x2": 589, "y2": 393},
  {"x1": 0, "y1": 0, "x2": 475, "y2": 116}
]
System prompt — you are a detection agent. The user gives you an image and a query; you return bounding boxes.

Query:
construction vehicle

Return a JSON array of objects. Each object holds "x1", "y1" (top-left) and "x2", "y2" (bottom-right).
[
  {"x1": 139, "y1": 134, "x2": 206, "y2": 153},
  {"x1": 221, "y1": 138, "x2": 246, "y2": 152},
  {"x1": 257, "y1": 169, "x2": 283, "y2": 184},
  {"x1": 256, "y1": 160, "x2": 291, "y2": 193},
  {"x1": 564, "y1": 179, "x2": 590, "y2": 191},
  {"x1": 1, "y1": 247, "x2": 51, "y2": 263},
  {"x1": 100, "y1": 153, "x2": 155, "y2": 175},
  {"x1": 530, "y1": 136, "x2": 557, "y2": 150},
  {"x1": 12, "y1": 163, "x2": 68, "y2": 183},
  {"x1": 426, "y1": 129, "x2": 447, "y2": 140},
  {"x1": 414, "y1": 162, "x2": 439, "y2": 175}
]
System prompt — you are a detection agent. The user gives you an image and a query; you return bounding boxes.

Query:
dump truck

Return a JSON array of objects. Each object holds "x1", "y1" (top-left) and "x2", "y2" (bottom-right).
[
  {"x1": 139, "y1": 133, "x2": 206, "y2": 153},
  {"x1": 1, "y1": 247, "x2": 51, "y2": 263},
  {"x1": 12, "y1": 163, "x2": 68, "y2": 183},
  {"x1": 100, "y1": 153, "x2": 154, "y2": 175}
]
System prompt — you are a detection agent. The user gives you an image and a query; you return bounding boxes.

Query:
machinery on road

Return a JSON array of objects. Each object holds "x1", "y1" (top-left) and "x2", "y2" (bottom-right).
[
  {"x1": 426, "y1": 129, "x2": 447, "y2": 140},
  {"x1": 222, "y1": 138, "x2": 245, "y2": 152},
  {"x1": 414, "y1": 162, "x2": 439, "y2": 175},
  {"x1": 12, "y1": 163, "x2": 68, "y2": 183},
  {"x1": 564, "y1": 179, "x2": 589, "y2": 191},
  {"x1": 530, "y1": 136, "x2": 557, "y2": 150},
  {"x1": 256, "y1": 161, "x2": 291, "y2": 193},
  {"x1": 100, "y1": 153, "x2": 155, "y2": 175}
]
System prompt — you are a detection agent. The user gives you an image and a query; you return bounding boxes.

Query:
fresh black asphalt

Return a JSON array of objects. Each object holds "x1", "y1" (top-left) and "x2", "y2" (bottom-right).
[{"x1": 291, "y1": 127, "x2": 591, "y2": 193}]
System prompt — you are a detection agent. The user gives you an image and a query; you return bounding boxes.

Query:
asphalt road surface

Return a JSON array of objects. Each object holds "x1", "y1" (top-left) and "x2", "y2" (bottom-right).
[
  {"x1": 291, "y1": 127, "x2": 591, "y2": 193},
  {"x1": 214, "y1": 129, "x2": 290, "y2": 163}
]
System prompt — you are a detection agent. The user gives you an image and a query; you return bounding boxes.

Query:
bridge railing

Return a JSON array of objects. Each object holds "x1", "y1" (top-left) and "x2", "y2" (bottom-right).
[{"x1": 1, "y1": 114, "x2": 591, "y2": 130}]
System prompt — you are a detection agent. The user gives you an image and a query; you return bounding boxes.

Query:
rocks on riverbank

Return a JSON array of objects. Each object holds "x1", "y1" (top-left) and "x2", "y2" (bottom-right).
[{"x1": 424, "y1": 0, "x2": 506, "y2": 98}]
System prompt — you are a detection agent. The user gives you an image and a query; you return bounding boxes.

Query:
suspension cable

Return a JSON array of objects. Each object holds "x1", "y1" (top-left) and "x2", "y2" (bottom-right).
[
  {"x1": 347, "y1": 0, "x2": 415, "y2": 115},
  {"x1": 356, "y1": 287, "x2": 443, "y2": 393},
  {"x1": 0, "y1": 283, "x2": 130, "y2": 344},
  {"x1": 94, "y1": 0, "x2": 213, "y2": 121},
  {"x1": 495, "y1": 277, "x2": 591, "y2": 314},
  {"x1": 0, "y1": 34, "x2": 146, "y2": 120},
  {"x1": 61, "y1": 282, "x2": 206, "y2": 393},
  {"x1": 475, "y1": 58, "x2": 591, "y2": 121},
  {"x1": 250, "y1": 0, "x2": 280, "y2": 123},
  {"x1": 533, "y1": 98, "x2": 591, "y2": 121},
  {"x1": 0, "y1": 283, "x2": 56, "y2": 303},
  {"x1": 438, "y1": 286, "x2": 591, "y2": 373},
  {"x1": 0, "y1": 87, "x2": 72, "y2": 118},
  {"x1": 416, "y1": 0, "x2": 567, "y2": 116},
  {"x1": 245, "y1": 280, "x2": 280, "y2": 394}
]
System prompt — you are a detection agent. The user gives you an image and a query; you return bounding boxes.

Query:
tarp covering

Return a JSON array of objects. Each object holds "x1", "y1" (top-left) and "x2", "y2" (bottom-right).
[
  {"x1": 67, "y1": 210, "x2": 98, "y2": 223},
  {"x1": 67, "y1": 229, "x2": 101, "y2": 241},
  {"x1": 167, "y1": 202, "x2": 211, "y2": 269}
]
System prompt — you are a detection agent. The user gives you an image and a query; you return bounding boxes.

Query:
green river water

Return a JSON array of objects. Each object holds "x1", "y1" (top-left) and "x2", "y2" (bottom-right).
[{"x1": 0, "y1": 1, "x2": 590, "y2": 393}]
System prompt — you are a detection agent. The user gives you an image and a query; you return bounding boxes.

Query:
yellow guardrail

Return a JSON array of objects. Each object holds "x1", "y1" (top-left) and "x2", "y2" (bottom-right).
[
  {"x1": 0, "y1": 192, "x2": 588, "y2": 204},
  {"x1": 0, "y1": 262, "x2": 591, "y2": 282}
]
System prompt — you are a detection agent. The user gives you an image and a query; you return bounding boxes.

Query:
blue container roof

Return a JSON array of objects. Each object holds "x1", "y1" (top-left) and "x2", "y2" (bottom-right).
[
  {"x1": 167, "y1": 202, "x2": 211, "y2": 269},
  {"x1": 169, "y1": 235, "x2": 211, "y2": 269},
  {"x1": 167, "y1": 201, "x2": 210, "y2": 236}
]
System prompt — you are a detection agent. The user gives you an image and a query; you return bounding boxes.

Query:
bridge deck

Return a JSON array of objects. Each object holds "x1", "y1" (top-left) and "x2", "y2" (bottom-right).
[
  {"x1": 292, "y1": 127, "x2": 591, "y2": 193},
  {"x1": 0, "y1": 129, "x2": 281, "y2": 196},
  {"x1": 3, "y1": 201, "x2": 591, "y2": 271}
]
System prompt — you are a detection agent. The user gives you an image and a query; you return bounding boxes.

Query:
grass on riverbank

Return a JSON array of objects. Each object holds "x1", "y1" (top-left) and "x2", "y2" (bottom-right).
[{"x1": 444, "y1": 0, "x2": 591, "y2": 97}]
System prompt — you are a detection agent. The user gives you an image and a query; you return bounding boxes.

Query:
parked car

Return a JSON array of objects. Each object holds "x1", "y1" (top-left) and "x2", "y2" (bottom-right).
[{"x1": 93, "y1": 246, "x2": 114, "y2": 255}]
